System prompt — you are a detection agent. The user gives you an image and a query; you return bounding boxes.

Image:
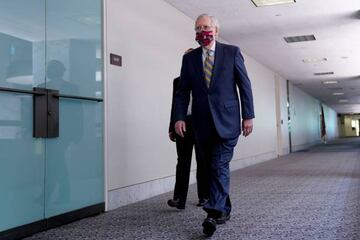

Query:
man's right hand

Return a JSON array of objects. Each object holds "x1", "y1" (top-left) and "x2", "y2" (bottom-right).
[
  {"x1": 175, "y1": 120, "x2": 186, "y2": 138},
  {"x1": 168, "y1": 132, "x2": 176, "y2": 142}
]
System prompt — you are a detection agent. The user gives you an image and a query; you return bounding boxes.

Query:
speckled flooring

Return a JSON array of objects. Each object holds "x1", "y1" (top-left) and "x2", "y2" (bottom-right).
[{"x1": 25, "y1": 137, "x2": 360, "y2": 240}]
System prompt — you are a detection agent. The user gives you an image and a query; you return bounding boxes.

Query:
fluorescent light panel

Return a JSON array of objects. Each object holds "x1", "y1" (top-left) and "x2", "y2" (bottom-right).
[
  {"x1": 333, "y1": 92, "x2": 344, "y2": 96},
  {"x1": 251, "y1": 0, "x2": 296, "y2": 7},
  {"x1": 322, "y1": 80, "x2": 338, "y2": 84},
  {"x1": 339, "y1": 99, "x2": 349, "y2": 103}
]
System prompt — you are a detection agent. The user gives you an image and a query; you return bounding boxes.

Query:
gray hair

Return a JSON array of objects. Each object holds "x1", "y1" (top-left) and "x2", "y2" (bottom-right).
[{"x1": 195, "y1": 14, "x2": 220, "y2": 30}]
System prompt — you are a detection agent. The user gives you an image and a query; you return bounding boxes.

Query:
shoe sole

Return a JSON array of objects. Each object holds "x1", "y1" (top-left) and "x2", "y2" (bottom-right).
[
  {"x1": 202, "y1": 221, "x2": 216, "y2": 236},
  {"x1": 216, "y1": 215, "x2": 230, "y2": 224},
  {"x1": 167, "y1": 200, "x2": 185, "y2": 209}
]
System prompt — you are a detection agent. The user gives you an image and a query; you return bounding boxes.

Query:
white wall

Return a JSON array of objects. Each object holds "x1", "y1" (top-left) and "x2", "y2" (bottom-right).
[
  {"x1": 105, "y1": 0, "x2": 197, "y2": 209},
  {"x1": 288, "y1": 83, "x2": 339, "y2": 151},
  {"x1": 230, "y1": 55, "x2": 278, "y2": 170},
  {"x1": 275, "y1": 74, "x2": 290, "y2": 156},
  {"x1": 322, "y1": 104, "x2": 339, "y2": 140},
  {"x1": 289, "y1": 83, "x2": 321, "y2": 151},
  {"x1": 104, "y1": 0, "x2": 338, "y2": 210}
]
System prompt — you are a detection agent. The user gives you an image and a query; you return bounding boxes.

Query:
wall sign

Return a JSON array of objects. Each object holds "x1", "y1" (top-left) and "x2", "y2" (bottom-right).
[{"x1": 110, "y1": 53, "x2": 122, "y2": 67}]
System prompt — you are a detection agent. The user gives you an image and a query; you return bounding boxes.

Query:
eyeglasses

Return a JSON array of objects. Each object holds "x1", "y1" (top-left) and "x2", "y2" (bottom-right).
[{"x1": 195, "y1": 25, "x2": 214, "y2": 32}]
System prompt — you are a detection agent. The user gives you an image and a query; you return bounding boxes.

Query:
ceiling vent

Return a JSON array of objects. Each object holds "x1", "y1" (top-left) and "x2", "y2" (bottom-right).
[
  {"x1": 314, "y1": 72, "x2": 334, "y2": 76},
  {"x1": 302, "y1": 57, "x2": 327, "y2": 63},
  {"x1": 284, "y1": 35, "x2": 316, "y2": 43}
]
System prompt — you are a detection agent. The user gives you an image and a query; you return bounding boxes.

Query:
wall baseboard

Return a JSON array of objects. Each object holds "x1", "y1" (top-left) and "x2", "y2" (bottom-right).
[
  {"x1": 230, "y1": 151, "x2": 277, "y2": 171},
  {"x1": 108, "y1": 173, "x2": 197, "y2": 210},
  {"x1": 292, "y1": 141, "x2": 320, "y2": 152},
  {"x1": 281, "y1": 147, "x2": 290, "y2": 156},
  {"x1": 108, "y1": 151, "x2": 278, "y2": 210}
]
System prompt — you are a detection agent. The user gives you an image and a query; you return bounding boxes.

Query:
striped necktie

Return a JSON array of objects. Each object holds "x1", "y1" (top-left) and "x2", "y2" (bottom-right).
[{"x1": 204, "y1": 50, "x2": 214, "y2": 88}]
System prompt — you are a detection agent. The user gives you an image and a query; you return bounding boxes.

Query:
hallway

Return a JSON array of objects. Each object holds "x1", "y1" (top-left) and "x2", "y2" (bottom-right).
[{"x1": 25, "y1": 138, "x2": 360, "y2": 240}]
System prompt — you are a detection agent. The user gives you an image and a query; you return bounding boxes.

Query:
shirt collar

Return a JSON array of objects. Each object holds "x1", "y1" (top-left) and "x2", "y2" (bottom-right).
[{"x1": 202, "y1": 41, "x2": 216, "y2": 56}]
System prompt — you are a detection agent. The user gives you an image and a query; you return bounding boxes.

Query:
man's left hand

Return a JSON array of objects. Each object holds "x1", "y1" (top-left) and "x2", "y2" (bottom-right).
[{"x1": 242, "y1": 119, "x2": 253, "y2": 137}]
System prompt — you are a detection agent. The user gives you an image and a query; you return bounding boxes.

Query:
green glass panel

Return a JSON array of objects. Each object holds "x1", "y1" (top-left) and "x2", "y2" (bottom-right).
[
  {"x1": 0, "y1": 94, "x2": 45, "y2": 231},
  {"x1": 45, "y1": 100, "x2": 104, "y2": 217},
  {"x1": 45, "y1": 0, "x2": 104, "y2": 217},
  {"x1": 0, "y1": 0, "x2": 103, "y2": 231},
  {"x1": 45, "y1": 0, "x2": 103, "y2": 99},
  {"x1": 0, "y1": 0, "x2": 46, "y2": 231}
]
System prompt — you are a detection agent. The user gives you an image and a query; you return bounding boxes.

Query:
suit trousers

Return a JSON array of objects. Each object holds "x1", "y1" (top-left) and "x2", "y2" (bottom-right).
[
  {"x1": 197, "y1": 126, "x2": 239, "y2": 217},
  {"x1": 173, "y1": 116, "x2": 209, "y2": 204}
]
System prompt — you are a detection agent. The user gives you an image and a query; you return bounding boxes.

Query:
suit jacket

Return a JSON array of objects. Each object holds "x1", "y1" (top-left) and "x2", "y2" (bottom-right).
[
  {"x1": 174, "y1": 41, "x2": 255, "y2": 140},
  {"x1": 169, "y1": 77, "x2": 180, "y2": 133}
]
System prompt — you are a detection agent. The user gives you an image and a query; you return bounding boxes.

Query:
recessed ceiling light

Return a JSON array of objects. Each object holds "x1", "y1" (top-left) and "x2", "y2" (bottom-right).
[
  {"x1": 284, "y1": 35, "x2": 316, "y2": 43},
  {"x1": 302, "y1": 58, "x2": 327, "y2": 63},
  {"x1": 322, "y1": 80, "x2": 339, "y2": 84},
  {"x1": 339, "y1": 99, "x2": 349, "y2": 103},
  {"x1": 314, "y1": 72, "x2": 334, "y2": 76},
  {"x1": 251, "y1": 0, "x2": 296, "y2": 7},
  {"x1": 333, "y1": 92, "x2": 344, "y2": 96}
]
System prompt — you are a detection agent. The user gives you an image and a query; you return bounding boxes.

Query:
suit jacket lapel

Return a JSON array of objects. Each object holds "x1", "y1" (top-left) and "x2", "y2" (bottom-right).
[
  {"x1": 211, "y1": 41, "x2": 224, "y2": 88},
  {"x1": 193, "y1": 47, "x2": 208, "y2": 90}
]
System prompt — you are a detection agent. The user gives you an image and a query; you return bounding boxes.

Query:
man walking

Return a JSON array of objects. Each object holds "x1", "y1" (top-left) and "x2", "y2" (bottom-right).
[
  {"x1": 168, "y1": 63, "x2": 209, "y2": 209},
  {"x1": 174, "y1": 14, "x2": 255, "y2": 236}
]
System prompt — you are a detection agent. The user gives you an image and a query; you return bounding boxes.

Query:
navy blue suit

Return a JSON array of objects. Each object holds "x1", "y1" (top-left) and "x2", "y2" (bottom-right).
[
  {"x1": 169, "y1": 77, "x2": 209, "y2": 205},
  {"x1": 174, "y1": 42, "x2": 254, "y2": 216}
]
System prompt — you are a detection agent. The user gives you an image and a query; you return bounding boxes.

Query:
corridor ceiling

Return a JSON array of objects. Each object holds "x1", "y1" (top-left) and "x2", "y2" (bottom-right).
[{"x1": 165, "y1": 0, "x2": 360, "y2": 114}]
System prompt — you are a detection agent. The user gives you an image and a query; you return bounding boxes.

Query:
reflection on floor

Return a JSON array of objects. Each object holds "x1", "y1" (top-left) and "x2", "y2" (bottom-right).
[{"x1": 25, "y1": 137, "x2": 360, "y2": 240}]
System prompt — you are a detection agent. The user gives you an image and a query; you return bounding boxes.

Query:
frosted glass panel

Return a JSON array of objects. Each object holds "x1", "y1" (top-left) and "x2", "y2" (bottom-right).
[
  {"x1": 45, "y1": 0, "x2": 104, "y2": 218},
  {"x1": 0, "y1": 94, "x2": 45, "y2": 231},
  {"x1": 0, "y1": 0, "x2": 45, "y2": 90},
  {"x1": 0, "y1": 0, "x2": 46, "y2": 231},
  {"x1": 45, "y1": 100, "x2": 104, "y2": 217},
  {"x1": 46, "y1": 0, "x2": 102, "y2": 98},
  {"x1": 0, "y1": 0, "x2": 103, "y2": 233}
]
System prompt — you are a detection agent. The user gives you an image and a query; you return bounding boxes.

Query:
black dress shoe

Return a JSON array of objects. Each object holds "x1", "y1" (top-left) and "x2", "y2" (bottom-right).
[
  {"x1": 215, "y1": 212, "x2": 230, "y2": 224},
  {"x1": 196, "y1": 198, "x2": 208, "y2": 207},
  {"x1": 167, "y1": 199, "x2": 185, "y2": 209},
  {"x1": 202, "y1": 217, "x2": 216, "y2": 236}
]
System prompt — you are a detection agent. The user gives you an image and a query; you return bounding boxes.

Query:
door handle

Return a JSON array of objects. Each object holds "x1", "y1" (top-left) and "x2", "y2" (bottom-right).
[
  {"x1": 54, "y1": 93, "x2": 103, "y2": 102},
  {"x1": 1, "y1": 87, "x2": 102, "y2": 138},
  {"x1": 0, "y1": 86, "x2": 52, "y2": 138},
  {"x1": 0, "y1": 86, "x2": 46, "y2": 96},
  {"x1": 34, "y1": 89, "x2": 103, "y2": 138},
  {"x1": 33, "y1": 88, "x2": 59, "y2": 138}
]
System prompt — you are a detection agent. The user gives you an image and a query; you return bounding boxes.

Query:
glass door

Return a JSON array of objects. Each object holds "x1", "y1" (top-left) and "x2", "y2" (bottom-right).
[
  {"x1": 0, "y1": 0, "x2": 46, "y2": 232},
  {"x1": 0, "y1": 0, "x2": 104, "y2": 237},
  {"x1": 44, "y1": 0, "x2": 104, "y2": 219}
]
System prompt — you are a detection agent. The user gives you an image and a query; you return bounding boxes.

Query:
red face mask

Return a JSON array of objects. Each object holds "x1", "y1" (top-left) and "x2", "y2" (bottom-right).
[{"x1": 195, "y1": 31, "x2": 214, "y2": 47}]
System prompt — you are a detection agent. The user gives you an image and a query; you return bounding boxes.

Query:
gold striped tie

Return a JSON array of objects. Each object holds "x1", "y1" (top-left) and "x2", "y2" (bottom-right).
[{"x1": 204, "y1": 50, "x2": 214, "y2": 88}]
